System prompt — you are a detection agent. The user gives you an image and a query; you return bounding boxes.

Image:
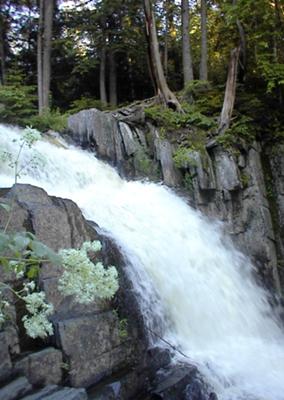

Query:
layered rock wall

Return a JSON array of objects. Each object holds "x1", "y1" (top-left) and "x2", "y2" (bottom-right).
[
  {"x1": 0, "y1": 185, "x2": 146, "y2": 399},
  {"x1": 68, "y1": 108, "x2": 284, "y2": 293}
]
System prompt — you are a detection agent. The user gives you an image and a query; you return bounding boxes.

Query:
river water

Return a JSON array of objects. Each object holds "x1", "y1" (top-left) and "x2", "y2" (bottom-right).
[{"x1": 1, "y1": 124, "x2": 284, "y2": 400}]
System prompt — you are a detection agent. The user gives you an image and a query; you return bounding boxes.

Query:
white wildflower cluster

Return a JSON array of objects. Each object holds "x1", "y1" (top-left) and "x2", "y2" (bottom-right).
[
  {"x1": 21, "y1": 282, "x2": 54, "y2": 339},
  {"x1": 22, "y1": 127, "x2": 42, "y2": 147},
  {"x1": 58, "y1": 240, "x2": 119, "y2": 304}
]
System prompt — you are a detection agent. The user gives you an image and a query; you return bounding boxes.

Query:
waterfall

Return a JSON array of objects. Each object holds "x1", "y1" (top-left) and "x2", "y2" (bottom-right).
[{"x1": 1, "y1": 124, "x2": 284, "y2": 400}]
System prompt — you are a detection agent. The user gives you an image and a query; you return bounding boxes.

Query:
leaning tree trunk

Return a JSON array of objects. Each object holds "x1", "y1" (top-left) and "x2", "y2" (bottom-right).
[
  {"x1": 109, "y1": 49, "x2": 117, "y2": 107},
  {"x1": 37, "y1": 0, "x2": 54, "y2": 115},
  {"x1": 232, "y1": 0, "x2": 246, "y2": 82},
  {"x1": 99, "y1": 46, "x2": 107, "y2": 105},
  {"x1": 218, "y1": 47, "x2": 240, "y2": 134},
  {"x1": 143, "y1": 0, "x2": 182, "y2": 111},
  {"x1": 182, "y1": 0, "x2": 194, "y2": 85},
  {"x1": 199, "y1": 0, "x2": 208, "y2": 81}
]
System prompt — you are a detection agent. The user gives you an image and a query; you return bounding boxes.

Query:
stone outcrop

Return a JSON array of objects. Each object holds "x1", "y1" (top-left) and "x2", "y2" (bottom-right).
[
  {"x1": 0, "y1": 184, "x2": 147, "y2": 399},
  {"x1": 67, "y1": 108, "x2": 284, "y2": 293}
]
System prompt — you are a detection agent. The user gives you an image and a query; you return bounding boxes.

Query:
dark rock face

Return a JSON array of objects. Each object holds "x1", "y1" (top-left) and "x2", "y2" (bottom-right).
[
  {"x1": 0, "y1": 184, "x2": 147, "y2": 398},
  {"x1": 68, "y1": 108, "x2": 284, "y2": 292},
  {"x1": 150, "y1": 363, "x2": 216, "y2": 400}
]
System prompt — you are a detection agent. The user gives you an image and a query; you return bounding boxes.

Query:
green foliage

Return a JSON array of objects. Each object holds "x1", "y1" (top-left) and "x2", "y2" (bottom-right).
[
  {"x1": 145, "y1": 104, "x2": 216, "y2": 132},
  {"x1": 0, "y1": 73, "x2": 37, "y2": 125},
  {"x1": 183, "y1": 172, "x2": 194, "y2": 193},
  {"x1": 28, "y1": 110, "x2": 68, "y2": 132},
  {"x1": 133, "y1": 148, "x2": 160, "y2": 179},
  {"x1": 69, "y1": 97, "x2": 111, "y2": 114},
  {"x1": 118, "y1": 318, "x2": 128, "y2": 339},
  {"x1": 259, "y1": 60, "x2": 284, "y2": 93},
  {"x1": 173, "y1": 147, "x2": 198, "y2": 169},
  {"x1": 217, "y1": 115, "x2": 256, "y2": 149},
  {"x1": 240, "y1": 172, "x2": 250, "y2": 189},
  {"x1": 182, "y1": 80, "x2": 211, "y2": 103}
]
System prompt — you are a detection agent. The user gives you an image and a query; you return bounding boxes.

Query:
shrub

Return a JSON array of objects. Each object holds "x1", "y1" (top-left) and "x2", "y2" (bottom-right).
[
  {"x1": 69, "y1": 96, "x2": 110, "y2": 114},
  {"x1": 28, "y1": 110, "x2": 68, "y2": 132},
  {"x1": 0, "y1": 84, "x2": 37, "y2": 125}
]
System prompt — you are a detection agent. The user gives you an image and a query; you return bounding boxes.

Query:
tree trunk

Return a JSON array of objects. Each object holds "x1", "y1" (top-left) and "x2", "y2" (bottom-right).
[
  {"x1": 42, "y1": 0, "x2": 53, "y2": 112},
  {"x1": 218, "y1": 47, "x2": 240, "y2": 134},
  {"x1": 99, "y1": 46, "x2": 107, "y2": 104},
  {"x1": 0, "y1": 34, "x2": 5, "y2": 85},
  {"x1": 199, "y1": 0, "x2": 208, "y2": 81},
  {"x1": 164, "y1": 4, "x2": 168, "y2": 78},
  {"x1": 109, "y1": 49, "x2": 117, "y2": 107},
  {"x1": 232, "y1": 0, "x2": 246, "y2": 82},
  {"x1": 37, "y1": 0, "x2": 44, "y2": 112},
  {"x1": 37, "y1": 0, "x2": 54, "y2": 115},
  {"x1": 143, "y1": 0, "x2": 182, "y2": 111},
  {"x1": 0, "y1": 7, "x2": 6, "y2": 85},
  {"x1": 182, "y1": 0, "x2": 194, "y2": 85}
]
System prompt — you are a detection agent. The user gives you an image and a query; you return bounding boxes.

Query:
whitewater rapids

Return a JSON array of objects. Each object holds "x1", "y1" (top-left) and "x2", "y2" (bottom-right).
[{"x1": 1, "y1": 124, "x2": 284, "y2": 400}]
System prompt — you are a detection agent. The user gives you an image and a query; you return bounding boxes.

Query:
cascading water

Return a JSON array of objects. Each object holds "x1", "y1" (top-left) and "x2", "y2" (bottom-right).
[{"x1": 1, "y1": 124, "x2": 284, "y2": 400}]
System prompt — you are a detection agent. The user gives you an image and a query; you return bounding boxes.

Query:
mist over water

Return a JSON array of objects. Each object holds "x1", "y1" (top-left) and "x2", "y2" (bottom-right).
[{"x1": 1, "y1": 124, "x2": 284, "y2": 400}]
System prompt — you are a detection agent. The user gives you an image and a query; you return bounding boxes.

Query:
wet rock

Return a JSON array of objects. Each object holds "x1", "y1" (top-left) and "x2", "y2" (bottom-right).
[
  {"x1": 214, "y1": 149, "x2": 240, "y2": 191},
  {"x1": 39, "y1": 387, "x2": 87, "y2": 400},
  {"x1": 92, "y1": 382, "x2": 122, "y2": 400},
  {"x1": 184, "y1": 377, "x2": 207, "y2": 400},
  {"x1": 0, "y1": 377, "x2": 32, "y2": 400},
  {"x1": 151, "y1": 363, "x2": 208, "y2": 400},
  {"x1": 21, "y1": 385, "x2": 59, "y2": 400},
  {"x1": 14, "y1": 348, "x2": 63, "y2": 386},
  {"x1": 56, "y1": 312, "x2": 135, "y2": 387},
  {"x1": 155, "y1": 139, "x2": 182, "y2": 187},
  {"x1": 0, "y1": 331, "x2": 13, "y2": 384}
]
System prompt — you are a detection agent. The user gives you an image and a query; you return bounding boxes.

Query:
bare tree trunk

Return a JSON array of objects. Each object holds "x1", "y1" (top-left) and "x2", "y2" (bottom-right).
[
  {"x1": 182, "y1": 0, "x2": 194, "y2": 85},
  {"x1": 0, "y1": 7, "x2": 6, "y2": 85},
  {"x1": 109, "y1": 49, "x2": 117, "y2": 107},
  {"x1": 100, "y1": 46, "x2": 107, "y2": 104},
  {"x1": 218, "y1": 47, "x2": 240, "y2": 134},
  {"x1": 37, "y1": 0, "x2": 54, "y2": 115},
  {"x1": 199, "y1": 0, "x2": 208, "y2": 81},
  {"x1": 143, "y1": 0, "x2": 182, "y2": 111},
  {"x1": 0, "y1": 36, "x2": 5, "y2": 85},
  {"x1": 232, "y1": 0, "x2": 246, "y2": 82},
  {"x1": 37, "y1": 0, "x2": 44, "y2": 113},
  {"x1": 42, "y1": 0, "x2": 53, "y2": 112},
  {"x1": 164, "y1": 5, "x2": 168, "y2": 78},
  {"x1": 273, "y1": 0, "x2": 283, "y2": 105}
]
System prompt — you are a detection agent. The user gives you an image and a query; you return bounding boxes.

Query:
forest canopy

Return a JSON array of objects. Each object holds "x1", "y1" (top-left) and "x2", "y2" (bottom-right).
[{"x1": 0, "y1": 0, "x2": 283, "y2": 139}]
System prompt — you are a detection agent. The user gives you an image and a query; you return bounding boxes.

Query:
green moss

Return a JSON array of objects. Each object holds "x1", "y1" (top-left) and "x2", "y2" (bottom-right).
[
  {"x1": 118, "y1": 318, "x2": 128, "y2": 339},
  {"x1": 28, "y1": 110, "x2": 68, "y2": 132},
  {"x1": 68, "y1": 96, "x2": 111, "y2": 113},
  {"x1": 133, "y1": 148, "x2": 160, "y2": 179},
  {"x1": 144, "y1": 103, "x2": 216, "y2": 132},
  {"x1": 173, "y1": 147, "x2": 198, "y2": 169},
  {"x1": 240, "y1": 172, "x2": 250, "y2": 188},
  {"x1": 183, "y1": 172, "x2": 194, "y2": 193}
]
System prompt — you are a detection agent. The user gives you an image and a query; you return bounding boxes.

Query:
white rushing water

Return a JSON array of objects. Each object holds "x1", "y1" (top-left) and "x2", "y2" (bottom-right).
[{"x1": 1, "y1": 124, "x2": 284, "y2": 400}]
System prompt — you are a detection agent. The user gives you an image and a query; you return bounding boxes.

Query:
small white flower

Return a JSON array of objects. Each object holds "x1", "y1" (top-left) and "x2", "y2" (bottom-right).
[
  {"x1": 22, "y1": 313, "x2": 53, "y2": 339},
  {"x1": 81, "y1": 240, "x2": 102, "y2": 253},
  {"x1": 22, "y1": 127, "x2": 42, "y2": 147},
  {"x1": 16, "y1": 270, "x2": 25, "y2": 279},
  {"x1": 23, "y1": 281, "x2": 36, "y2": 293},
  {"x1": 58, "y1": 242, "x2": 118, "y2": 305}
]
